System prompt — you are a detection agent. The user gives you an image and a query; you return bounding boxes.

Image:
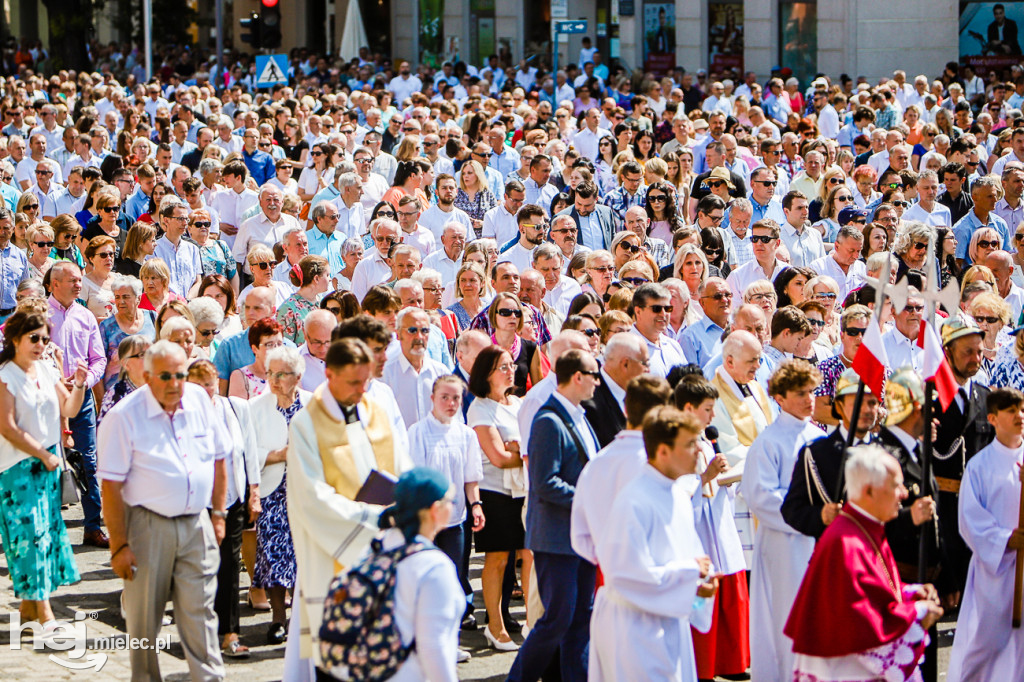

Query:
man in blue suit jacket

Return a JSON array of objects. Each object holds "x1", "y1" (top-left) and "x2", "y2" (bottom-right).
[
  {"x1": 555, "y1": 180, "x2": 616, "y2": 251},
  {"x1": 507, "y1": 349, "x2": 601, "y2": 682}
]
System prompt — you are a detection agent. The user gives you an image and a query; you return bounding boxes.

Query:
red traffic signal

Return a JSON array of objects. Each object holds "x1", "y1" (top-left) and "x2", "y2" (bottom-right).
[{"x1": 261, "y1": 0, "x2": 278, "y2": 6}]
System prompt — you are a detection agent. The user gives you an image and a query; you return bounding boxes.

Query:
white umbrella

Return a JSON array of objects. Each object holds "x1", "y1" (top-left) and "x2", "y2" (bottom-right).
[{"x1": 338, "y1": 0, "x2": 370, "y2": 60}]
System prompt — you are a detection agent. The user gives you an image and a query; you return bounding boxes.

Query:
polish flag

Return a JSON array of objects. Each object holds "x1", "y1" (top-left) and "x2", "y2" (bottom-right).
[
  {"x1": 917, "y1": 320, "x2": 958, "y2": 412},
  {"x1": 852, "y1": 319, "x2": 890, "y2": 401}
]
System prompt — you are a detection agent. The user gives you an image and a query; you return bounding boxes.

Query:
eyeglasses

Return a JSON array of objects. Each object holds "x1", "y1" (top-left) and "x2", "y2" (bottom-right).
[
  {"x1": 101, "y1": 206, "x2": 119, "y2": 213},
  {"x1": 975, "y1": 315, "x2": 1002, "y2": 325},
  {"x1": 978, "y1": 239, "x2": 999, "y2": 249},
  {"x1": 646, "y1": 304, "x2": 673, "y2": 313},
  {"x1": 496, "y1": 308, "x2": 523, "y2": 318},
  {"x1": 398, "y1": 210, "x2": 420, "y2": 217},
  {"x1": 33, "y1": 241, "x2": 54, "y2": 248},
  {"x1": 701, "y1": 292, "x2": 733, "y2": 301},
  {"x1": 750, "y1": 235, "x2": 776, "y2": 244},
  {"x1": 748, "y1": 292, "x2": 774, "y2": 302},
  {"x1": 617, "y1": 242, "x2": 640, "y2": 253},
  {"x1": 249, "y1": 261, "x2": 272, "y2": 270},
  {"x1": 29, "y1": 333, "x2": 50, "y2": 345},
  {"x1": 648, "y1": 194, "x2": 667, "y2": 202},
  {"x1": 621, "y1": 277, "x2": 649, "y2": 286},
  {"x1": 198, "y1": 328, "x2": 217, "y2": 338},
  {"x1": 844, "y1": 327, "x2": 867, "y2": 337},
  {"x1": 903, "y1": 304, "x2": 924, "y2": 313},
  {"x1": 95, "y1": 251, "x2": 115, "y2": 259},
  {"x1": 269, "y1": 371, "x2": 297, "y2": 381},
  {"x1": 156, "y1": 371, "x2": 187, "y2": 381}
]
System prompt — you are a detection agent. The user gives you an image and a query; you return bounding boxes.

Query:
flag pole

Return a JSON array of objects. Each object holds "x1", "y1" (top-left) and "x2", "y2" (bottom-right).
[
  {"x1": 834, "y1": 254, "x2": 892, "y2": 503},
  {"x1": 918, "y1": 232, "x2": 940, "y2": 581}
]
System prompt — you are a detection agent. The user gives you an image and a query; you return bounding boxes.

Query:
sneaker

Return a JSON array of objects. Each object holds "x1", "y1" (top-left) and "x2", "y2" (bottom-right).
[{"x1": 457, "y1": 648, "x2": 471, "y2": 663}]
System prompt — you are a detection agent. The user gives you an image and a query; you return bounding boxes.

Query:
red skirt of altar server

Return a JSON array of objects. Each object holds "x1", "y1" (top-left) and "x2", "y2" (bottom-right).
[{"x1": 692, "y1": 570, "x2": 750, "y2": 679}]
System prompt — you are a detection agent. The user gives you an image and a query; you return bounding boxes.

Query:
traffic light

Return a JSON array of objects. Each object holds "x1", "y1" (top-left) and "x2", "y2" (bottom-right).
[
  {"x1": 260, "y1": 0, "x2": 282, "y2": 50},
  {"x1": 240, "y1": 11, "x2": 262, "y2": 48}
]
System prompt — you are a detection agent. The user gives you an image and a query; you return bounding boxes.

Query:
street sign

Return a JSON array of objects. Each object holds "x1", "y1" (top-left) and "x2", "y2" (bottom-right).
[
  {"x1": 255, "y1": 54, "x2": 288, "y2": 87},
  {"x1": 555, "y1": 20, "x2": 587, "y2": 34}
]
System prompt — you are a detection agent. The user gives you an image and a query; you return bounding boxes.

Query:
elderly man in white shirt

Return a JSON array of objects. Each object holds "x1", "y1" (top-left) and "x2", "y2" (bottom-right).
[
  {"x1": 423, "y1": 222, "x2": 466, "y2": 288},
  {"x1": 881, "y1": 292, "x2": 925, "y2": 372},
  {"x1": 97, "y1": 341, "x2": 231, "y2": 682},
  {"x1": 232, "y1": 184, "x2": 301, "y2": 275},
  {"x1": 533, "y1": 243, "x2": 582, "y2": 317},
  {"x1": 299, "y1": 310, "x2": 336, "y2": 392},
  {"x1": 809, "y1": 226, "x2": 867, "y2": 301},
  {"x1": 382, "y1": 307, "x2": 450, "y2": 428},
  {"x1": 351, "y1": 218, "x2": 402, "y2": 301}
]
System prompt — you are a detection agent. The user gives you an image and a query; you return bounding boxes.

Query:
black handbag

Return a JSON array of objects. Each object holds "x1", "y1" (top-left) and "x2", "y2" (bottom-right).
[{"x1": 60, "y1": 446, "x2": 88, "y2": 505}]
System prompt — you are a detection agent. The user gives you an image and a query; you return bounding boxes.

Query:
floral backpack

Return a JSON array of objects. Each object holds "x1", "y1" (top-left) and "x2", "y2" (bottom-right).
[{"x1": 318, "y1": 537, "x2": 433, "y2": 681}]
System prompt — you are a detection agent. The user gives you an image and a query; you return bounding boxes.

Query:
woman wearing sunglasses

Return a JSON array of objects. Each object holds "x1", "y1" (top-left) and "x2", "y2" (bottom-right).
[
  {"x1": 580, "y1": 250, "x2": 617, "y2": 301},
  {"x1": 968, "y1": 227, "x2": 1002, "y2": 268},
  {"x1": 807, "y1": 167, "x2": 848, "y2": 225},
  {"x1": 851, "y1": 164, "x2": 880, "y2": 209},
  {"x1": 610, "y1": 231, "x2": 643, "y2": 273},
  {"x1": 487, "y1": 292, "x2": 543, "y2": 397},
  {"x1": 813, "y1": 304, "x2": 872, "y2": 427},
  {"x1": 969, "y1": 292, "x2": 1012, "y2": 382},
  {"x1": 645, "y1": 180, "x2": 685, "y2": 243},
  {"x1": 804, "y1": 275, "x2": 842, "y2": 347},
  {"x1": 881, "y1": 187, "x2": 910, "y2": 220},
  {"x1": 699, "y1": 226, "x2": 730, "y2": 278},
  {"x1": 893, "y1": 222, "x2": 935, "y2": 283},
  {"x1": 814, "y1": 185, "x2": 856, "y2": 244},
  {"x1": 188, "y1": 296, "x2": 226, "y2": 361},
  {"x1": 25, "y1": 224, "x2": 55, "y2": 281},
  {"x1": 80, "y1": 186, "x2": 127, "y2": 256},
  {"x1": 795, "y1": 300, "x2": 832, "y2": 364},
  {"x1": 188, "y1": 209, "x2": 238, "y2": 290},
  {"x1": 238, "y1": 244, "x2": 290, "y2": 312}
]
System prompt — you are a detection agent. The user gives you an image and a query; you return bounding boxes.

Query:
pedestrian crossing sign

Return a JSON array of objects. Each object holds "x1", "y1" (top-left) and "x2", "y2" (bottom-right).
[{"x1": 255, "y1": 54, "x2": 289, "y2": 87}]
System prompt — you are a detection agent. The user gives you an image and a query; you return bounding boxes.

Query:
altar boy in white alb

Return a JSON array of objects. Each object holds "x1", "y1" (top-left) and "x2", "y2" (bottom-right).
[
  {"x1": 948, "y1": 386, "x2": 1024, "y2": 681},
  {"x1": 742, "y1": 359, "x2": 825, "y2": 682},
  {"x1": 589, "y1": 406, "x2": 718, "y2": 682}
]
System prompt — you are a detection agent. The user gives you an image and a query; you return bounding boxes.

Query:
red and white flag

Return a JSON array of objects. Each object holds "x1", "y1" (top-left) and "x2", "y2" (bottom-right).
[
  {"x1": 917, "y1": 319, "x2": 958, "y2": 412},
  {"x1": 852, "y1": 319, "x2": 890, "y2": 400}
]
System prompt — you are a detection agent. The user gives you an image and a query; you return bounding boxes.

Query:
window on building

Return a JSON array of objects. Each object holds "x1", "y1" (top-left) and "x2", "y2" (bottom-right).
[{"x1": 779, "y1": 1, "x2": 817, "y2": 85}]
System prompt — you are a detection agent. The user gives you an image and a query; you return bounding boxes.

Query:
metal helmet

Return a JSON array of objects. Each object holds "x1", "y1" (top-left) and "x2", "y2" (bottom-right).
[
  {"x1": 884, "y1": 367, "x2": 924, "y2": 426},
  {"x1": 835, "y1": 367, "x2": 875, "y2": 400}
]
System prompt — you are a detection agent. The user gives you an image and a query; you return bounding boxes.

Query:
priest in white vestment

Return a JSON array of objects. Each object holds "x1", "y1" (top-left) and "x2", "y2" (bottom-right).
[
  {"x1": 948, "y1": 387, "x2": 1024, "y2": 681},
  {"x1": 589, "y1": 406, "x2": 718, "y2": 682},
  {"x1": 742, "y1": 359, "x2": 825, "y2": 682}
]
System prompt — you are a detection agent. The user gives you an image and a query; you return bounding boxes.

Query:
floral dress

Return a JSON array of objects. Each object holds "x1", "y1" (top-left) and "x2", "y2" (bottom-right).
[
  {"x1": 454, "y1": 188, "x2": 498, "y2": 236},
  {"x1": 277, "y1": 292, "x2": 318, "y2": 345},
  {"x1": 198, "y1": 239, "x2": 237, "y2": 281},
  {"x1": 252, "y1": 394, "x2": 303, "y2": 590}
]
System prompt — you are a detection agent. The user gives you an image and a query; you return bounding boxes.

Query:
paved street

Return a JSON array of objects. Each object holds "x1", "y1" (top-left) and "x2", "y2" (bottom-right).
[{"x1": 1, "y1": 504, "x2": 954, "y2": 680}]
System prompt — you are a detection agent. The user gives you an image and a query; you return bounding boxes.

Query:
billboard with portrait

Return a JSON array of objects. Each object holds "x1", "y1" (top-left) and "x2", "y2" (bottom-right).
[
  {"x1": 709, "y1": 3, "x2": 744, "y2": 73},
  {"x1": 643, "y1": 2, "x2": 676, "y2": 75},
  {"x1": 960, "y1": 2, "x2": 1024, "y2": 69}
]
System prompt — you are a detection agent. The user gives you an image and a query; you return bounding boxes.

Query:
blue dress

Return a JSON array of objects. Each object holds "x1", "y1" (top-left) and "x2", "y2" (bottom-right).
[{"x1": 253, "y1": 393, "x2": 303, "y2": 590}]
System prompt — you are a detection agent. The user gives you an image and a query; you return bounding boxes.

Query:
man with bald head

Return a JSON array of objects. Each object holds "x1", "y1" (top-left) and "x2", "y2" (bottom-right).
[
  {"x1": 299, "y1": 310, "x2": 339, "y2": 391},
  {"x1": 213, "y1": 286, "x2": 297, "y2": 394},
  {"x1": 984, "y1": 249, "x2": 1024, "y2": 321},
  {"x1": 702, "y1": 305, "x2": 772, "y2": 385},
  {"x1": 710, "y1": 329, "x2": 776, "y2": 564},
  {"x1": 582, "y1": 333, "x2": 650, "y2": 447},
  {"x1": 680, "y1": 277, "x2": 732, "y2": 365},
  {"x1": 520, "y1": 268, "x2": 564, "y2": 335}
]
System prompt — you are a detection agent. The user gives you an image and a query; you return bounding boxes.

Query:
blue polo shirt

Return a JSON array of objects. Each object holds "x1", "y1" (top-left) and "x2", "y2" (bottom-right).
[
  {"x1": 243, "y1": 148, "x2": 276, "y2": 186},
  {"x1": 953, "y1": 209, "x2": 1011, "y2": 265},
  {"x1": 306, "y1": 226, "x2": 345, "y2": 279},
  {"x1": 678, "y1": 315, "x2": 725, "y2": 367}
]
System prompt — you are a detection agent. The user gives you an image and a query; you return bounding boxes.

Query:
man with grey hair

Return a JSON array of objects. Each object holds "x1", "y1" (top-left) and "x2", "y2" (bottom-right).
[
  {"x1": 984, "y1": 250, "x2": 1024, "y2": 321},
  {"x1": 953, "y1": 174, "x2": 1011, "y2": 267},
  {"x1": 903, "y1": 169, "x2": 952, "y2": 226},
  {"x1": 232, "y1": 184, "x2": 300, "y2": 274},
  {"x1": 483, "y1": 179, "x2": 527, "y2": 246},
  {"x1": 423, "y1": 221, "x2": 467, "y2": 288},
  {"x1": 98, "y1": 340, "x2": 232, "y2": 681},
  {"x1": 153, "y1": 198, "x2": 203, "y2": 298},
  {"x1": 271, "y1": 226, "x2": 309, "y2": 295},
  {"x1": 681, "y1": 277, "x2": 733, "y2": 366},
  {"x1": 352, "y1": 218, "x2": 402, "y2": 300},
  {"x1": 582, "y1": 333, "x2": 649, "y2": 446},
  {"x1": 809, "y1": 225, "x2": 867, "y2": 299},
  {"x1": 382, "y1": 306, "x2": 450, "y2": 427},
  {"x1": 994, "y1": 162, "x2": 1024, "y2": 233},
  {"x1": 308, "y1": 200, "x2": 345, "y2": 279},
  {"x1": 533, "y1": 242, "x2": 582, "y2": 317},
  {"x1": 299, "y1": 309, "x2": 338, "y2": 392},
  {"x1": 549, "y1": 213, "x2": 590, "y2": 261},
  {"x1": 725, "y1": 197, "x2": 755, "y2": 267},
  {"x1": 353, "y1": 145, "x2": 390, "y2": 213},
  {"x1": 325, "y1": 172, "x2": 365, "y2": 239}
]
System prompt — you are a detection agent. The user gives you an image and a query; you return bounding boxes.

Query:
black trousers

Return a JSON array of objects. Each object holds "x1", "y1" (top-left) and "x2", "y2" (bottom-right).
[{"x1": 214, "y1": 497, "x2": 247, "y2": 636}]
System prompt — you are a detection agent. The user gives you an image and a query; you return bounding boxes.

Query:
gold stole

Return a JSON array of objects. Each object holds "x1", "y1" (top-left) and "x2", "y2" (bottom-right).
[
  {"x1": 307, "y1": 385, "x2": 397, "y2": 500},
  {"x1": 711, "y1": 371, "x2": 775, "y2": 447}
]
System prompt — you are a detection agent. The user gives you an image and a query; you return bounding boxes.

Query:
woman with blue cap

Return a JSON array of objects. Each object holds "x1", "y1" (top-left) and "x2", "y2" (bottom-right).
[{"x1": 377, "y1": 466, "x2": 465, "y2": 681}]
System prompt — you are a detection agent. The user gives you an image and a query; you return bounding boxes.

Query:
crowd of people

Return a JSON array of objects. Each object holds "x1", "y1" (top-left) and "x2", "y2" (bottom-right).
[{"x1": 3, "y1": 36, "x2": 1024, "y2": 682}]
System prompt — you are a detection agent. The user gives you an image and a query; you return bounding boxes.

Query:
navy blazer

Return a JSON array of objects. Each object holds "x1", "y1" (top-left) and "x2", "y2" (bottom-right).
[
  {"x1": 525, "y1": 394, "x2": 597, "y2": 556},
  {"x1": 555, "y1": 205, "x2": 616, "y2": 251}
]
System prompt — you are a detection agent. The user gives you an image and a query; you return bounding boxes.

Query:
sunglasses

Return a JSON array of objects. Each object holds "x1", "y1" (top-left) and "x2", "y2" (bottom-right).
[
  {"x1": 844, "y1": 327, "x2": 867, "y2": 337},
  {"x1": 827, "y1": 177, "x2": 845, "y2": 185},
  {"x1": 646, "y1": 304, "x2": 674, "y2": 313},
  {"x1": 621, "y1": 277, "x2": 649, "y2": 286},
  {"x1": 578, "y1": 369, "x2": 602, "y2": 378},
  {"x1": 707, "y1": 180, "x2": 725, "y2": 189},
  {"x1": 648, "y1": 194, "x2": 668, "y2": 202},
  {"x1": 750, "y1": 235, "x2": 775, "y2": 244},
  {"x1": 912, "y1": 241, "x2": 929, "y2": 250},
  {"x1": 376, "y1": 211, "x2": 396, "y2": 219},
  {"x1": 975, "y1": 315, "x2": 1002, "y2": 325},
  {"x1": 835, "y1": 196, "x2": 853, "y2": 203},
  {"x1": 903, "y1": 304, "x2": 924, "y2": 313},
  {"x1": 1015, "y1": 233, "x2": 1024, "y2": 242},
  {"x1": 198, "y1": 328, "x2": 217, "y2": 337},
  {"x1": 101, "y1": 206, "x2": 119, "y2": 213},
  {"x1": 618, "y1": 242, "x2": 640, "y2": 253},
  {"x1": 24, "y1": 203, "x2": 40, "y2": 210},
  {"x1": 977, "y1": 239, "x2": 999, "y2": 249},
  {"x1": 34, "y1": 241, "x2": 54, "y2": 248},
  {"x1": 192, "y1": 221, "x2": 211, "y2": 228},
  {"x1": 755, "y1": 180, "x2": 777, "y2": 187},
  {"x1": 156, "y1": 371, "x2": 188, "y2": 381},
  {"x1": 807, "y1": 318, "x2": 825, "y2": 328},
  {"x1": 29, "y1": 333, "x2": 50, "y2": 345},
  {"x1": 814, "y1": 292, "x2": 838, "y2": 300},
  {"x1": 579, "y1": 328, "x2": 601, "y2": 338},
  {"x1": 893, "y1": 201, "x2": 910, "y2": 208},
  {"x1": 249, "y1": 261, "x2": 272, "y2": 270},
  {"x1": 95, "y1": 251, "x2": 115, "y2": 259},
  {"x1": 702, "y1": 292, "x2": 732, "y2": 301},
  {"x1": 884, "y1": 182, "x2": 902, "y2": 190},
  {"x1": 704, "y1": 247, "x2": 722, "y2": 256},
  {"x1": 496, "y1": 308, "x2": 523, "y2": 318}
]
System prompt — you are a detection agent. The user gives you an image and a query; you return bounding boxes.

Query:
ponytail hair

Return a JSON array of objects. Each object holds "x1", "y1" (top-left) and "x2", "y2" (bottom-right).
[{"x1": 288, "y1": 254, "x2": 329, "y2": 287}]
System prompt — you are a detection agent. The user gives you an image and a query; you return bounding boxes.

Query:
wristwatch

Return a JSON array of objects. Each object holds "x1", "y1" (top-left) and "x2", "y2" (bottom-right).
[
  {"x1": 210, "y1": 509, "x2": 228, "y2": 519},
  {"x1": 470, "y1": 501, "x2": 484, "y2": 509}
]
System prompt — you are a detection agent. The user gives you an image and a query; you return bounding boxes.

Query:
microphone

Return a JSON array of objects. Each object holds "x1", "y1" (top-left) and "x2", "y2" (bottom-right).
[{"x1": 705, "y1": 426, "x2": 721, "y2": 454}]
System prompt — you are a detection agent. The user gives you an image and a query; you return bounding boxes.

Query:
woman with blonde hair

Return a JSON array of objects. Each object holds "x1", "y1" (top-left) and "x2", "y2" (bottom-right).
[
  {"x1": 813, "y1": 184, "x2": 856, "y2": 243},
  {"x1": 960, "y1": 264, "x2": 997, "y2": 294},
  {"x1": 580, "y1": 250, "x2": 617, "y2": 301},
  {"x1": 138, "y1": 258, "x2": 180, "y2": 311},
  {"x1": 808, "y1": 166, "x2": 849, "y2": 225},
  {"x1": 445, "y1": 261, "x2": 488, "y2": 332},
  {"x1": 672, "y1": 243, "x2": 710, "y2": 302},
  {"x1": 80, "y1": 235, "x2": 117, "y2": 321},
  {"x1": 969, "y1": 291, "x2": 1012, "y2": 378},
  {"x1": 115, "y1": 221, "x2": 156, "y2": 278},
  {"x1": 597, "y1": 309, "x2": 634, "y2": 345},
  {"x1": 968, "y1": 227, "x2": 1002, "y2": 266},
  {"x1": 454, "y1": 160, "x2": 498, "y2": 237},
  {"x1": 804, "y1": 275, "x2": 842, "y2": 346},
  {"x1": 25, "y1": 223, "x2": 55, "y2": 280},
  {"x1": 393, "y1": 136, "x2": 421, "y2": 163}
]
